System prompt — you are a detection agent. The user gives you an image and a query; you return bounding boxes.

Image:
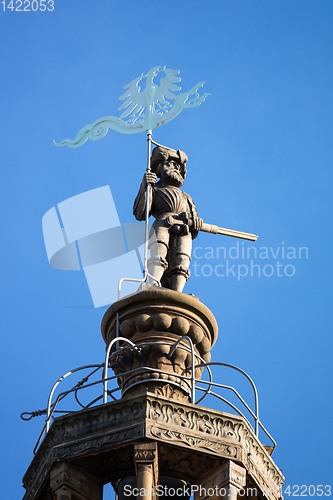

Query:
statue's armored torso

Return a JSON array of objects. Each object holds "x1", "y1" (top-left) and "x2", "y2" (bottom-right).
[{"x1": 150, "y1": 185, "x2": 190, "y2": 219}]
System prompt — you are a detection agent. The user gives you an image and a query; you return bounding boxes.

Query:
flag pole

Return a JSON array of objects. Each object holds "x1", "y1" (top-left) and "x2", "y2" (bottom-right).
[{"x1": 144, "y1": 131, "x2": 161, "y2": 286}]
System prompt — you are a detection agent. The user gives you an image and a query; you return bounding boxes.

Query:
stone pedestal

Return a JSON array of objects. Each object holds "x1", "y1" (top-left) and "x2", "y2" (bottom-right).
[{"x1": 101, "y1": 287, "x2": 218, "y2": 401}]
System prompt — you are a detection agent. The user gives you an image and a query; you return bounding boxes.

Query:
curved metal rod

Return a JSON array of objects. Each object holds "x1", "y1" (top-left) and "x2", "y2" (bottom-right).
[
  {"x1": 74, "y1": 389, "x2": 86, "y2": 409},
  {"x1": 168, "y1": 335, "x2": 195, "y2": 403},
  {"x1": 33, "y1": 423, "x2": 47, "y2": 455},
  {"x1": 46, "y1": 370, "x2": 74, "y2": 431},
  {"x1": 196, "y1": 386, "x2": 253, "y2": 428},
  {"x1": 204, "y1": 362, "x2": 259, "y2": 436},
  {"x1": 121, "y1": 366, "x2": 192, "y2": 397},
  {"x1": 192, "y1": 356, "x2": 213, "y2": 405},
  {"x1": 34, "y1": 367, "x2": 123, "y2": 454},
  {"x1": 103, "y1": 337, "x2": 135, "y2": 403},
  {"x1": 195, "y1": 378, "x2": 258, "y2": 425},
  {"x1": 151, "y1": 138, "x2": 177, "y2": 153},
  {"x1": 34, "y1": 386, "x2": 120, "y2": 454},
  {"x1": 118, "y1": 276, "x2": 146, "y2": 300},
  {"x1": 82, "y1": 394, "x2": 104, "y2": 409},
  {"x1": 53, "y1": 379, "x2": 121, "y2": 417},
  {"x1": 197, "y1": 382, "x2": 276, "y2": 449},
  {"x1": 49, "y1": 364, "x2": 103, "y2": 415},
  {"x1": 118, "y1": 275, "x2": 161, "y2": 301},
  {"x1": 258, "y1": 420, "x2": 277, "y2": 450},
  {"x1": 167, "y1": 346, "x2": 213, "y2": 405},
  {"x1": 45, "y1": 375, "x2": 122, "y2": 447},
  {"x1": 195, "y1": 363, "x2": 274, "y2": 446},
  {"x1": 46, "y1": 364, "x2": 104, "y2": 432},
  {"x1": 34, "y1": 361, "x2": 192, "y2": 454},
  {"x1": 73, "y1": 365, "x2": 102, "y2": 409},
  {"x1": 31, "y1": 341, "x2": 275, "y2": 452},
  {"x1": 32, "y1": 357, "x2": 276, "y2": 453},
  {"x1": 111, "y1": 340, "x2": 213, "y2": 405}
]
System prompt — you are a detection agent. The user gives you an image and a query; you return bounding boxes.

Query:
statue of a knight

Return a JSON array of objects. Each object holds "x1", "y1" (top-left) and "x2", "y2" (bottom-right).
[{"x1": 133, "y1": 146, "x2": 202, "y2": 292}]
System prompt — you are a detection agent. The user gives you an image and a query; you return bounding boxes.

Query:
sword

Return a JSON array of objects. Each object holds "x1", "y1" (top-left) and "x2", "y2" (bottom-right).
[
  {"x1": 166, "y1": 215, "x2": 258, "y2": 242},
  {"x1": 200, "y1": 222, "x2": 258, "y2": 241}
]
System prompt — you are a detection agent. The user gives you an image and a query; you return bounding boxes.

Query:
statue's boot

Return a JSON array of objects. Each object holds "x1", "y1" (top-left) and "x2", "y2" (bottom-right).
[
  {"x1": 169, "y1": 273, "x2": 187, "y2": 292},
  {"x1": 148, "y1": 264, "x2": 165, "y2": 285}
]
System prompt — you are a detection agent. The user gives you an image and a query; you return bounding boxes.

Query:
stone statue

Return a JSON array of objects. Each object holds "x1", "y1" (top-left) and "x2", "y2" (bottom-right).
[
  {"x1": 133, "y1": 146, "x2": 202, "y2": 292},
  {"x1": 133, "y1": 146, "x2": 258, "y2": 293}
]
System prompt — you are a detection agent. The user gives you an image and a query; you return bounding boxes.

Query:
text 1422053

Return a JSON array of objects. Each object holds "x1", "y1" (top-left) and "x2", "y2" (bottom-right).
[{"x1": 1, "y1": 0, "x2": 54, "y2": 11}]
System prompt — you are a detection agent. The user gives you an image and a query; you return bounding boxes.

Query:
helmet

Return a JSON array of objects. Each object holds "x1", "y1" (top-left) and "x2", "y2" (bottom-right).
[{"x1": 150, "y1": 146, "x2": 188, "y2": 178}]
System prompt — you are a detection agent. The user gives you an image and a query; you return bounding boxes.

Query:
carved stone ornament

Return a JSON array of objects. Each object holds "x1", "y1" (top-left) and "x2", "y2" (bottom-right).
[
  {"x1": 22, "y1": 393, "x2": 284, "y2": 500},
  {"x1": 133, "y1": 441, "x2": 159, "y2": 500},
  {"x1": 101, "y1": 287, "x2": 218, "y2": 400}
]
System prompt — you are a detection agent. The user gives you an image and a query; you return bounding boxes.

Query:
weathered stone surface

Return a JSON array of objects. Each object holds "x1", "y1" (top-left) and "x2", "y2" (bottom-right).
[{"x1": 22, "y1": 393, "x2": 284, "y2": 500}]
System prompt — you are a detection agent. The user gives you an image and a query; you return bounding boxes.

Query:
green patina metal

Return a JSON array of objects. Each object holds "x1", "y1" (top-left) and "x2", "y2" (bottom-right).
[{"x1": 54, "y1": 66, "x2": 209, "y2": 148}]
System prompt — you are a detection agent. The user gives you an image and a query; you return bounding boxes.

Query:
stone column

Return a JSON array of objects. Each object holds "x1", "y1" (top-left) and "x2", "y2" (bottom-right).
[
  {"x1": 49, "y1": 463, "x2": 103, "y2": 500},
  {"x1": 134, "y1": 442, "x2": 159, "y2": 500},
  {"x1": 194, "y1": 460, "x2": 246, "y2": 500}
]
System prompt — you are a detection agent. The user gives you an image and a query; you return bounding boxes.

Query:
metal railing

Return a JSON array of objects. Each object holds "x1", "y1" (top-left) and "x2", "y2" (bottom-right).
[{"x1": 21, "y1": 338, "x2": 276, "y2": 454}]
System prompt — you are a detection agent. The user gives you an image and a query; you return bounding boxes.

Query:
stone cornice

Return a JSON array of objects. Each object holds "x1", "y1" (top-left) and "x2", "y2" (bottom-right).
[{"x1": 22, "y1": 393, "x2": 284, "y2": 500}]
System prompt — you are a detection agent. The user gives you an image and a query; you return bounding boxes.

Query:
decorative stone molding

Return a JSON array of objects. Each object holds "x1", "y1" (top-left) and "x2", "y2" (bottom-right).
[
  {"x1": 101, "y1": 288, "x2": 218, "y2": 399},
  {"x1": 22, "y1": 393, "x2": 283, "y2": 500},
  {"x1": 101, "y1": 289, "x2": 218, "y2": 348},
  {"x1": 158, "y1": 445, "x2": 221, "y2": 481}
]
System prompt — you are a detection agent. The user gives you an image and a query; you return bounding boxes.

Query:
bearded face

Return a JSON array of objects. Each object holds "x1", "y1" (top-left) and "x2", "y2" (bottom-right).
[{"x1": 160, "y1": 160, "x2": 184, "y2": 187}]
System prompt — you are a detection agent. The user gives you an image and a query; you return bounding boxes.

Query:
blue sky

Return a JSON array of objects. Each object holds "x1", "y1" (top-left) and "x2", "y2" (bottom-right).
[{"x1": 1, "y1": 1, "x2": 332, "y2": 498}]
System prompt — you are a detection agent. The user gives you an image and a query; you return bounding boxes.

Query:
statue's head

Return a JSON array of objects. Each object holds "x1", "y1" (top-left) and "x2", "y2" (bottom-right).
[{"x1": 151, "y1": 147, "x2": 188, "y2": 187}]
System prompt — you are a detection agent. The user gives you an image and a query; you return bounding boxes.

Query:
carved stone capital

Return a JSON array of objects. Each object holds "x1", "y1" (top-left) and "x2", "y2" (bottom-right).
[
  {"x1": 134, "y1": 441, "x2": 159, "y2": 500},
  {"x1": 49, "y1": 462, "x2": 102, "y2": 500},
  {"x1": 134, "y1": 441, "x2": 158, "y2": 467},
  {"x1": 219, "y1": 460, "x2": 247, "y2": 490},
  {"x1": 101, "y1": 288, "x2": 218, "y2": 399},
  {"x1": 194, "y1": 461, "x2": 246, "y2": 500}
]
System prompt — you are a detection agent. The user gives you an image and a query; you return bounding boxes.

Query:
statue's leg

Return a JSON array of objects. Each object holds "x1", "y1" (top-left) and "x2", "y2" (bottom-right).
[
  {"x1": 148, "y1": 225, "x2": 169, "y2": 284},
  {"x1": 167, "y1": 233, "x2": 192, "y2": 292}
]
